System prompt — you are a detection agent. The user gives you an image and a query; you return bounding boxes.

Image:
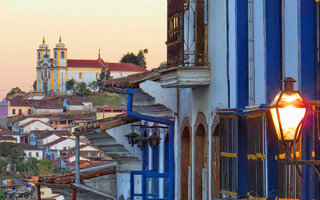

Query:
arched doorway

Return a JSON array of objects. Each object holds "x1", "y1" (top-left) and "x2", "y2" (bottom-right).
[
  {"x1": 212, "y1": 124, "x2": 220, "y2": 198},
  {"x1": 194, "y1": 124, "x2": 206, "y2": 200},
  {"x1": 181, "y1": 126, "x2": 191, "y2": 200},
  {"x1": 194, "y1": 113, "x2": 208, "y2": 200}
]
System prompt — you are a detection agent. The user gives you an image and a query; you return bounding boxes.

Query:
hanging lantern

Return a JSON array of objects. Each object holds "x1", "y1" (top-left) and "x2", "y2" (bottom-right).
[
  {"x1": 124, "y1": 132, "x2": 139, "y2": 146},
  {"x1": 269, "y1": 77, "x2": 307, "y2": 142},
  {"x1": 133, "y1": 135, "x2": 147, "y2": 150},
  {"x1": 147, "y1": 132, "x2": 161, "y2": 148}
]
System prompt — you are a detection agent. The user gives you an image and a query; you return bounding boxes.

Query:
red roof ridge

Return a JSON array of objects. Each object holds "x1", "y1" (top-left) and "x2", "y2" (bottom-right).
[{"x1": 20, "y1": 119, "x2": 52, "y2": 128}]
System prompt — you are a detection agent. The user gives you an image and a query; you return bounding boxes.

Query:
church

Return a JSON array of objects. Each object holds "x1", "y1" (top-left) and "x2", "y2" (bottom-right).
[{"x1": 36, "y1": 37, "x2": 147, "y2": 94}]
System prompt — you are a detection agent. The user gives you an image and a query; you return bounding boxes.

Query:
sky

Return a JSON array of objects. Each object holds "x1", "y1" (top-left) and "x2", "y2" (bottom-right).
[{"x1": 0, "y1": 0, "x2": 167, "y2": 99}]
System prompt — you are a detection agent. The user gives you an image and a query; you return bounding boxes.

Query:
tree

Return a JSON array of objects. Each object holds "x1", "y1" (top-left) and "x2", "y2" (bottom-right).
[
  {"x1": 33, "y1": 80, "x2": 37, "y2": 91},
  {"x1": 88, "y1": 81, "x2": 98, "y2": 92},
  {"x1": 0, "y1": 160, "x2": 8, "y2": 176},
  {"x1": 0, "y1": 189, "x2": 5, "y2": 200},
  {"x1": 120, "y1": 52, "x2": 139, "y2": 66},
  {"x1": 66, "y1": 79, "x2": 76, "y2": 91},
  {"x1": 6, "y1": 87, "x2": 25, "y2": 99},
  {"x1": 25, "y1": 157, "x2": 39, "y2": 176},
  {"x1": 137, "y1": 49, "x2": 148, "y2": 68},
  {"x1": 97, "y1": 68, "x2": 110, "y2": 91},
  {"x1": 7, "y1": 147, "x2": 25, "y2": 164},
  {"x1": 73, "y1": 82, "x2": 91, "y2": 97},
  {"x1": 120, "y1": 49, "x2": 148, "y2": 68},
  {"x1": 39, "y1": 160, "x2": 54, "y2": 175}
]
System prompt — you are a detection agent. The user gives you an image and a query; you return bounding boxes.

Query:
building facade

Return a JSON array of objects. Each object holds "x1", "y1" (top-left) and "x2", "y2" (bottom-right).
[{"x1": 36, "y1": 37, "x2": 147, "y2": 94}]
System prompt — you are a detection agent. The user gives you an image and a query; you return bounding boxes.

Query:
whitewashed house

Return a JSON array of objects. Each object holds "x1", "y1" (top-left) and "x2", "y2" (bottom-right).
[
  {"x1": 43, "y1": 138, "x2": 85, "y2": 160},
  {"x1": 18, "y1": 143, "x2": 43, "y2": 160},
  {"x1": 63, "y1": 97, "x2": 93, "y2": 111}
]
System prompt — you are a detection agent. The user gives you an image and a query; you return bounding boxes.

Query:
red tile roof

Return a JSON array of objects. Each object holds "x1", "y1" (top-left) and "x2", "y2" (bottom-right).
[
  {"x1": 29, "y1": 130, "x2": 72, "y2": 139},
  {"x1": 104, "y1": 68, "x2": 160, "y2": 88},
  {"x1": 67, "y1": 59, "x2": 106, "y2": 69},
  {"x1": 65, "y1": 97, "x2": 92, "y2": 106},
  {"x1": 18, "y1": 143, "x2": 42, "y2": 151},
  {"x1": 65, "y1": 58, "x2": 147, "y2": 72},
  {"x1": 9, "y1": 99, "x2": 33, "y2": 107},
  {"x1": 0, "y1": 135, "x2": 16, "y2": 141},
  {"x1": 20, "y1": 119, "x2": 52, "y2": 128},
  {"x1": 107, "y1": 62, "x2": 148, "y2": 72}
]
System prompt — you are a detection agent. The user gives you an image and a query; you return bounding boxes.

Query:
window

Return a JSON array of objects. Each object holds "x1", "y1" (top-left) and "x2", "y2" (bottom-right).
[
  {"x1": 167, "y1": 0, "x2": 185, "y2": 67},
  {"x1": 220, "y1": 116, "x2": 238, "y2": 198},
  {"x1": 79, "y1": 72, "x2": 83, "y2": 80},
  {"x1": 19, "y1": 109, "x2": 22, "y2": 114},
  {"x1": 54, "y1": 51, "x2": 57, "y2": 59},
  {"x1": 61, "y1": 51, "x2": 65, "y2": 59},
  {"x1": 38, "y1": 52, "x2": 40, "y2": 59},
  {"x1": 36, "y1": 152, "x2": 39, "y2": 157},
  {"x1": 28, "y1": 152, "x2": 31, "y2": 157},
  {"x1": 12, "y1": 109, "x2": 15, "y2": 115},
  {"x1": 28, "y1": 109, "x2": 31, "y2": 115}
]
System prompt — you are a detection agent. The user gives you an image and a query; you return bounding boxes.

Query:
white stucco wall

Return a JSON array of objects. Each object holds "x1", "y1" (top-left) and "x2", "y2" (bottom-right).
[
  {"x1": 42, "y1": 134, "x2": 60, "y2": 145},
  {"x1": 67, "y1": 69, "x2": 100, "y2": 85},
  {"x1": 25, "y1": 150, "x2": 43, "y2": 160},
  {"x1": 140, "y1": 81, "x2": 177, "y2": 113},
  {"x1": 23, "y1": 121, "x2": 54, "y2": 133}
]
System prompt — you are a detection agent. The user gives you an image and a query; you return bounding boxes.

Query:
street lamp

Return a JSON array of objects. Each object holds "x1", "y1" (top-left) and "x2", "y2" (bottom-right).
[
  {"x1": 147, "y1": 132, "x2": 161, "y2": 148},
  {"x1": 124, "y1": 132, "x2": 139, "y2": 146},
  {"x1": 269, "y1": 77, "x2": 307, "y2": 143},
  {"x1": 133, "y1": 135, "x2": 148, "y2": 150}
]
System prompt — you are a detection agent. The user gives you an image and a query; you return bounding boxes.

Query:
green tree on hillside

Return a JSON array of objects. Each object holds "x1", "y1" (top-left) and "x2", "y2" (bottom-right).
[
  {"x1": 66, "y1": 79, "x2": 76, "y2": 91},
  {"x1": 120, "y1": 49, "x2": 148, "y2": 68},
  {"x1": 6, "y1": 87, "x2": 25, "y2": 99},
  {"x1": 88, "y1": 81, "x2": 98, "y2": 92},
  {"x1": 97, "y1": 68, "x2": 110, "y2": 91},
  {"x1": 73, "y1": 82, "x2": 91, "y2": 97}
]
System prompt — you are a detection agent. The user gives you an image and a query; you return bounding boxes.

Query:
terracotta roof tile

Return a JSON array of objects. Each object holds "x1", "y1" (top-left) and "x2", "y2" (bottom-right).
[
  {"x1": 29, "y1": 130, "x2": 72, "y2": 139},
  {"x1": 18, "y1": 143, "x2": 42, "y2": 151},
  {"x1": 67, "y1": 59, "x2": 105, "y2": 68},
  {"x1": 0, "y1": 135, "x2": 16, "y2": 141},
  {"x1": 104, "y1": 69, "x2": 160, "y2": 88},
  {"x1": 107, "y1": 62, "x2": 148, "y2": 72},
  {"x1": 65, "y1": 97, "x2": 92, "y2": 105},
  {"x1": 64, "y1": 58, "x2": 147, "y2": 72}
]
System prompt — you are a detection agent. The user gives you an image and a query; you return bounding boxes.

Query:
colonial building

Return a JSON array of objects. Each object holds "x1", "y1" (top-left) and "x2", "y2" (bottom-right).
[{"x1": 36, "y1": 37, "x2": 147, "y2": 94}]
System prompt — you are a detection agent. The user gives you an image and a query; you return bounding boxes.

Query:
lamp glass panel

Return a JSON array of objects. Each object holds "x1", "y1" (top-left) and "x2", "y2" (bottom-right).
[
  {"x1": 279, "y1": 93, "x2": 304, "y2": 106},
  {"x1": 270, "y1": 108, "x2": 282, "y2": 140},
  {"x1": 278, "y1": 106, "x2": 306, "y2": 141}
]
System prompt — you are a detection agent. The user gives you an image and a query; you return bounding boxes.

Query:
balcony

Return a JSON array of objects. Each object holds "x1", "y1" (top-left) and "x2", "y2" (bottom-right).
[
  {"x1": 160, "y1": 66, "x2": 210, "y2": 88},
  {"x1": 160, "y1": 0, "x2": 210, "y2": 88}
]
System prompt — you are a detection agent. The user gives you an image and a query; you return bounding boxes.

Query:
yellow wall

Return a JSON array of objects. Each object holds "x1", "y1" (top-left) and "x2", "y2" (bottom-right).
[
  {"x1": 8, "y1": 106, "x2": 32, "y2": 117},
  {"x1": 96, "y1": 111, "x2": 125, "y2": 120},
  {"x1": 0, "y1": 140, "x2": 16, "y2": 143}
]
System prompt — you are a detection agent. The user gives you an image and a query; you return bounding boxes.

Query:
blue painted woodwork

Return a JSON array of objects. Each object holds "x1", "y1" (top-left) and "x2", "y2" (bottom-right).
[
  {"x1": 127, "y1": 88, "x2": 174, "y2": 200},
  {"x1": 237, "y1": 113, "x2": 248, "y2": 197},
  {"x1": 265, "y1": 0, "x2": 282, "y2": 103},
  {"x1": 152, "y1": 145, "x2": 159, "y2": 171},
  {"x1": 300, "y1": 0, "x2": 317, "y2": 198},
  {"x1": 264, "y1": 0, "x2": 282, "y2": 197},
  {"x1": 236, "y1": 0, "x2": 248, "y2": 108}
]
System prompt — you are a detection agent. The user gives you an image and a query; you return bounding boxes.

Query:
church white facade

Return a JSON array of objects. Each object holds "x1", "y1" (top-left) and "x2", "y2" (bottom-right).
[{"x1": 36, "y1": 37, "x2": 147, "y2": 94}]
